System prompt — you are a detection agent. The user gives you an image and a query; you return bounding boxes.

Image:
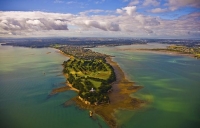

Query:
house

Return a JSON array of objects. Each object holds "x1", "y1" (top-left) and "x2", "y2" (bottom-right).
[{"x1": 90, "y1": 88, "x2": 95, "y2": 92}]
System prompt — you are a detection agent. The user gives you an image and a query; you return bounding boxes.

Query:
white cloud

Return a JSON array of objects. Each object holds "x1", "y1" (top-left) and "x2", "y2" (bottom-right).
[
  {"x1": 124, "y1": 6, "x2": 137, "y2": 15},
  {"x1": 54, "y1": 0, "x2": 87, "y2": 9},
  {"x1": 167, "y1": 0, "x2": 200, "y2": 11},
  {"x1": 116, "y1": 6, "x2": 137, "y2": 16},
  {"x1": 71, "y1": 15, "x2": 121, "y2": 32},
  {"x1": 84, "y1": 20, "x2": 120, "y2": 31},
  {"x1": 150, "y1": 8, "x2": 168, "y2": 13},
  {"x1": 143, "y1": 0, "x2": 160, "y2": 6},
  {"x1": 0, "y1": 10, "x2": 199, "y2": 38},
  {"x1": 0, "y1": 11, "x2": 72, "y2": 36},
  {"x1": 54, "y1": 0, "x2": 64, "y2": 4},
  {"x1": 116, "y1": 9, "x2": 124, "y2": 14},
  {"x1": 85, "y1": 20, "x2": 107, "y2": 30},
  {"x1": 79, "y1": 9, "x2": 106, "y2": 15},
  {"x1": 128, "y1": 0, "x2": 139, "y2": 6},
  {"x1": 26, "y1": 20, "x2": 42, "y2": 25},
  {"x1": 134, "y1": 15, "x2": 160, "y2": 26},
  {"x1": 95, "y1": 0, "x2": 106, "y2": 4},
  {"x1": 66, "y1": 1, "x2": 77, "y2": 4}
]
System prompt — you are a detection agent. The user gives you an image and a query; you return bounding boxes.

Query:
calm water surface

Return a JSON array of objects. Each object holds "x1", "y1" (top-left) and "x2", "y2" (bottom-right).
[
  {"x1": 92, "y1": 44, "x2": 200, "y2": 128},
  {"x1": 1, "y1": 44, "x2": 200, "y2": 128},
  {"x1": 0, "y1": 45, "x2": 108, "y2": 128}
]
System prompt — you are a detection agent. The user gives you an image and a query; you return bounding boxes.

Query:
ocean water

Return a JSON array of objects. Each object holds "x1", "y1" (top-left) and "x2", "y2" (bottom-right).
[
  {"x1": 0, "y1": 45, "x2": 108, "y2": 128},
  {"x1": 92, "y1": 44, "x2": 200, "y2": 128},
  {"x1": 1, "y1": 44, "x2": 200, "y2": 128}
]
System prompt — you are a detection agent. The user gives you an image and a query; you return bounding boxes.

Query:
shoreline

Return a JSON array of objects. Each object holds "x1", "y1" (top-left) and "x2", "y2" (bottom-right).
[
  {"x1": 140, "y1": 49, "x2": 195, "y2": 58},
  {"x1": 73, "y1": 56, "x2": 144, "y2": 127},
  {"x1": 56, "y1": 49, "x2": 74, "y2": 59},
  {"x1": 50, "y1": 76, "x2": 79, "y2": 95},
  {"x1": 119, "y1": 48, "x2": 197, "y2": 59},
  {"x1": 64, "y1": 74, "x2": 80, "y2": 92},
  {"x1": 55, "y1": 48, "x2": 144, "y2": 127},
  {"x1": 50, "y1": 49, "x2": 79, "y2": 94}
]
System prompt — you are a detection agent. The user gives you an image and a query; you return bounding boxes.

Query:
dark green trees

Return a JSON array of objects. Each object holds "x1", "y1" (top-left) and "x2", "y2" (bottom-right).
[{"x1": 61, "y1": 46, "x2": 116, "y2": 105}]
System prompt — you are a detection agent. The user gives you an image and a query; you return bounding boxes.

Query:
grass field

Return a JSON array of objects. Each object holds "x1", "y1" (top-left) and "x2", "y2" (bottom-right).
[{"x1": 63, "y1": 58, "x2": 113, "y2": 93}]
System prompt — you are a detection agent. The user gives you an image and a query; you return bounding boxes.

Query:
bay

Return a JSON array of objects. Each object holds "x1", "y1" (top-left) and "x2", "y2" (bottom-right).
[
  {"x1": 0, "y1": 44, "x2": 108, "y2": 128},
  {"x1": 92, "y1": 44, "x2": 200, "y2": 128},
  {"x1": 1, "y1": 43, "x2": 200, "y2": 128}
]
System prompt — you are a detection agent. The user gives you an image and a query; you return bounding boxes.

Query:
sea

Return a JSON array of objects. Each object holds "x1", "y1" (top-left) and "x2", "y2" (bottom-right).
[
  {"x1": 0, "y1": 45, "x2": 108, "y2": 128},
  {"x1": 0, "y1": 43, "x2": 200, "y2": 128}
]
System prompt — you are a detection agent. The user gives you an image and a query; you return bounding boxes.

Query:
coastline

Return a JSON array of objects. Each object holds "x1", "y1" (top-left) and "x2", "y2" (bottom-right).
[
  {"x1": 140, "y1": 49, "x2": 195, "y2": 58},
  {"x1": 50, "y1": 75, "x2": 79, "y2": 95},
  {"x1": 56, "y1": 49, "x2": 74, "y2": 59},
  {"x1": 50, "y1": 49, "x2": 79, "y2": 95},
  {"x1": 56, "y1": 49, "x2": 77, "y2": 92},
  {"x1": 119, "y1": 48, "x2": 196, "y2": 58},
  {"x1": 73, "y1": 56, "x2": 144, "y2": 127},
  {"x1": 64, "y1": 74, "x2": 79, "y2": 92},
  {"x1": 55, "y1": 48, "x2": 144, "y2": 127}
]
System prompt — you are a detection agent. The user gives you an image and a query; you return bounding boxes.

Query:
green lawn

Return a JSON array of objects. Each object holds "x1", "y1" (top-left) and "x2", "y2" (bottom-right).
[{"x1": 89, "y1": 79, "x2": 102, "y2": 89}]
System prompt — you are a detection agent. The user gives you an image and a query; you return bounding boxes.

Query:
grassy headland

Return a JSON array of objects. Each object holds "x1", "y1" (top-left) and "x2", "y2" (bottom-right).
[
  {"x1": 52, "y1": 45, "x2": 144, "y2": 127},
  {"x1": 59, "y1": 45, "x2": 116, "y2": 104}
]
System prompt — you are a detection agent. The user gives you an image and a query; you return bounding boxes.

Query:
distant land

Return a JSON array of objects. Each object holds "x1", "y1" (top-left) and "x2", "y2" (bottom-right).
[
  {"x1": 138, "y1": 45, "x2": 200, "y2": 59},
  {"x1": 1, "y1": 37, "x2": 200, "y2": 59},
  {"x1": 1, "y1": 37, "x2": 200, "y2": 48}
]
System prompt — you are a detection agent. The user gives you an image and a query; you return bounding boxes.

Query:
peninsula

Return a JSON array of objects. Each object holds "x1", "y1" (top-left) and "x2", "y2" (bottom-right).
[{"x1": 51, "y1": 45, "x2": 144, "y2": 127}]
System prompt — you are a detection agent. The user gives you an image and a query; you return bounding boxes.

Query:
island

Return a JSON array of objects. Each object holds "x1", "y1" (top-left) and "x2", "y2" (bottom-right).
[{"x1": 51, "y1": 45, "x2": 144, "y2": 127}]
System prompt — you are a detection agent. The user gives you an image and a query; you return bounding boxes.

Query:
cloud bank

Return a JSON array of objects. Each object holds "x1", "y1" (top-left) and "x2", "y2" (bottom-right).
[
  {"x1": 168, "y1": 0, "x2": 200, "y2": 11},
  {"x1": 0, "y1": 4, "x2": 200, "y2": 38}
]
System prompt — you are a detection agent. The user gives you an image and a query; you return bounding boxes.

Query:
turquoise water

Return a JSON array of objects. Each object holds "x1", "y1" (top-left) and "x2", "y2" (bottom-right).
[
  {"x1": 1, "y1": 44, "x2": 200, "y2": 128},
  {"x1": 0, "y1": 45, "x2": 108, "y2": 128},
  {"x1": 92, "y1": 45, "x2": 200, "y2": 128}
]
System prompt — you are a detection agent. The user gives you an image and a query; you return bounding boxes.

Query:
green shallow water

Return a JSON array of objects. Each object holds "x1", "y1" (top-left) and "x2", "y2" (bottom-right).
[
  {"x1": 92, "y1": 45, "x2": 200, "y2": 128},
  {"x1": 0, "y1": 45, "x2": 108, "y2": 128},
  {"x1": 1, "y1": 44, "x2": 200, "y2": 128}
]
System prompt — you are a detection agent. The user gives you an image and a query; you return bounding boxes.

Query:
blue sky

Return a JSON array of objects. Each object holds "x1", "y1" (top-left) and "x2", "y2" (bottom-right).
[
  {"x1": 0, "y1": 0, "x2": 200, "y2": 38},
  {"x1": 0, "y1": 0, "x2": 198, "y2": 19},
  {"x1": 0, "y1": 0, "x2": 126, "y2": 13}
]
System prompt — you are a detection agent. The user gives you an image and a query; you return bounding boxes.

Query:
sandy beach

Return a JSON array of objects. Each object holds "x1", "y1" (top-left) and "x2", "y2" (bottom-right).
[
  {"x1": 56, "y1": 49, "x2": 74, "y2": 59},
  {"x1": 64, "y1": 74, "x2": 79, "y2": 92}
]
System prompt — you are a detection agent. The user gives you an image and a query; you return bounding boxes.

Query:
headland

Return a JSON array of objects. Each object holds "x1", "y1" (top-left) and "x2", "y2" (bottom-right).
[{"x1": 51, "y1": 45, "x2": 144, "y2": 127}]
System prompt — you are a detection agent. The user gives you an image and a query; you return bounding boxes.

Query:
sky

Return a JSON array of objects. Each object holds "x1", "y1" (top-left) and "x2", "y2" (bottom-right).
[{"x1": 0, "y1": 0, "x2": 200, "y2": 38}]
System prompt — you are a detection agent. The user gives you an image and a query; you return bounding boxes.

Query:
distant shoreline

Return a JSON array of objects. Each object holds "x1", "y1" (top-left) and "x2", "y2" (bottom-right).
[
  {"x1": 140, "y1": 49, "x2": 194, "y2": 56},
  {"x1": 117, "y1": 48, "x2": 198, "y2": 59}
]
